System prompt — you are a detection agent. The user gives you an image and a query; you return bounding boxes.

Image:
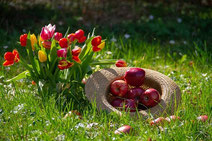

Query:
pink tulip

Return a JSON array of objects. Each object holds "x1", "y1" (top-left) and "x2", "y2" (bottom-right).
[
  {"x1": 40, "y1": 24, "x2": 56, "y2": 40},
  {"x1": 57, "y1": 48, "x2": 67, "y2": 58}
]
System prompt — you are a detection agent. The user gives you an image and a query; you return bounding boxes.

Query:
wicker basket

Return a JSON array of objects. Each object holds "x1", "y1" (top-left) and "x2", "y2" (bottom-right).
[{"x1": 85, "y1": 67, "x2": 181, "y2": 118}]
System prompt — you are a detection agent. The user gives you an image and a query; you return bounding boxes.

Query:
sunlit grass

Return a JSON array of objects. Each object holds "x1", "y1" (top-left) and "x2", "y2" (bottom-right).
[{"x1": 0, "y1": 37, "x2": 211, "y2": 140}]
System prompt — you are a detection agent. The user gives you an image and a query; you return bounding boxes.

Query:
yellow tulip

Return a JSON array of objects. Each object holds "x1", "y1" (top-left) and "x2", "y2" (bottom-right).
[
  {"x1": 38, "y1": 50, "x2": 47, "y2": 62},
  {"x1": 98, "y1": 42, "x2": 105, "y2": 49},
  {"x1": 39, "y1": 36, "x2": 44, "y2": 47},
  {"x1": 30, "y1": 34, "x2": 37, "y2": 50}
]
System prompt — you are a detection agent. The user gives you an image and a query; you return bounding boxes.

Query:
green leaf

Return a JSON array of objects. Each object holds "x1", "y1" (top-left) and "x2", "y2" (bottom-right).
[
  {"x1": 91, "y1": 59, "x2": 116, "y2": 65},
  {"x1": 6, "y1": 70, "x2": 30, "y2": 83}
]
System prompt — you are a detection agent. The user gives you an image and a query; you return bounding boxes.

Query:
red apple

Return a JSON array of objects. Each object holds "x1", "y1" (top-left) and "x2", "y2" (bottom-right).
[
  {"x1": 110, "y1": 80, "x2": 128, "y2": 97},
  {"x1": 124, "y1": 99, "x2": 137, "y2": 112},
  {"x1": 111, "y1": 98, "x2": 124, "y2": 109},
  {"x1": 111, "y1": 98, "x2": 137, "y2": 112},
  {"x1": 140, "y1": 88, "x2": 160, "y2": 107},
  {"x1": 126, "y1": 87, "x2": 145, "y2": 101},
  {"x1": 124, "y1": 68, "x2": 145, "y2": 86},
  {"x1": 114, "y1": 125, "x2": 133, "y2": 134}
]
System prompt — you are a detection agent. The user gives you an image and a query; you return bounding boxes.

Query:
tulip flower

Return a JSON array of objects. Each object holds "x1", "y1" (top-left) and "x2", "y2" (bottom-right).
[
  {"x1": 91, "y1": 36, "x2": 102, "y2": 46},
  {"x1": 74, "y1": 29, "x2": 86, "y2": 43},
  {"x1": 38, "y1": 50, "x2": 47, "y2": 63},
  {"x1": 72, "y1": 56, "x2": 81, "y2": 64},
  {"x1": 59, "y1": 38, "x2": 68, "y2": 48},
  {"x1": 54, "y1": 32, "x2": 63, "y2": 41},
  {"x1": 97, "y1": 42, "x2": 105, "y2": 49},
  {"x1": 32, "y1": 81, "x2": 36, "y2": 85},
  {"x1": 40, "y1": 24, "x2": 56, "y2": 40},
  {"x1": 115, "y1": 60, "x2": 127, "y2": 67},
  {"x1": 72, "y1": 46, "x2": 81, "y2": 56},
  {"x1": 20, "y1": 34, "x2": 28, "y2": 47},
  {"x1": 58, "y1": 60, "x2": 74, "y2": 70},
  {"x1": 78, "y1": 36, "x2": 86, "y2": 43},
  {"x1": 57, "y1": 48, "x2": 67, "y2": 58},
  {"x1": 92, "y1": 46, "x2": 101, "y2": 52},
  {"x1": 42, "y1": 41, "x2": 52, "y2": 49},
  {"x1": 3, "y1": 49, "x2": 20, "y2": 66},
  {"x1": 67, "y1": 33, "x2": 76, "y2": 42},
  {"x1": 30, "y1": 34, "x2": 37, "y2": 50},
  {"x1": 75, "y1": 29, "x2": 84, "y2": 40}
]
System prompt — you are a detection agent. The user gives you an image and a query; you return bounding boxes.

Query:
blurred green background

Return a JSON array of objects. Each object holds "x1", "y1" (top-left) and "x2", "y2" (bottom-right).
[{"x1": 0, "y1": 0, "x2": 212, "y2": 58}]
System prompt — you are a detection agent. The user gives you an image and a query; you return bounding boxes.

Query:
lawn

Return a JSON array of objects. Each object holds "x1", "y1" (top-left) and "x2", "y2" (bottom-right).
[{"x1": 0, "y1": 1, "x2": 211, "y2": 140}]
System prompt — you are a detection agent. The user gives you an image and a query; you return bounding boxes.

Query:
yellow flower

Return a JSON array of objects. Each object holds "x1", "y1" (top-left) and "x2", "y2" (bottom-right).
[
  {"x1": 98, "y1": 42, "x2": 105, "y2": 49},
  {"x1": 38, "y1": 50, "x2": 47, "y2": 62},
  {"x1": 30, "y1": 34, "x2": 37, "y2": 50},
  {"x1": 39, "y1": 36, "x2": 44, "y2": 47}
]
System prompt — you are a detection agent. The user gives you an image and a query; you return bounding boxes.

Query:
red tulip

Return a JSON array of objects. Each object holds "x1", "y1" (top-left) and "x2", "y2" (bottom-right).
[
  {"x1": 78, "y1": 36, "x2": 86, "y2": 43},
  {"x1": 54, "y1": 32, "x2": 63, "y2": 41},
  {"x1": 20, "y1": 34, "x2": 28, "y2": 47},
  {"x1": 42, "y1": 41, "x2": 52, "y2": 49},
  {"x1": 59, "y1": 38, "x2": 68, "y2": 48},
  {"x1": 72, "y1": 56, "x2": 81, "y2": 64},
  {"x1": 3, "y1": 49, "x2": 20, "y2": 66},
  {"x1": 91, "y1": 36, "x2": 102, "y2": 46},
  {"x1": 58, "y1": 60, "x2": 74, "y2": 70},
  {"x1": 72, "y1": 46, "x2": 81, "y2": 56},
  {"x1": 115, "y1": 60, "x2": 127, "y2": 67},
  {"x1": 67, "y1": 33, "x2": 76, "y2": 42},
  {"x1": 92, "y1": 46, "x2": 101, "y2": 52},
  {"x1": 75, "y1": 29, "x2": 84, "y2": 40},
  {"x1": 57, "y1": 48, "x2": 67, "y2": 58}
]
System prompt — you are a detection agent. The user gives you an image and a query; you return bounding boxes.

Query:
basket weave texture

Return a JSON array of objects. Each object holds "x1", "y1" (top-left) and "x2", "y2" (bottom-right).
[{"x1": 85, "y1": 67, "x2": 181, "y2": 118}]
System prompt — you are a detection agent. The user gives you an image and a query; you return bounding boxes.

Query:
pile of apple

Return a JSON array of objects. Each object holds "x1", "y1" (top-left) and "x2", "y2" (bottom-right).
[{"x1": 110, "y1": 68, "x2": 161, "y2": 112}]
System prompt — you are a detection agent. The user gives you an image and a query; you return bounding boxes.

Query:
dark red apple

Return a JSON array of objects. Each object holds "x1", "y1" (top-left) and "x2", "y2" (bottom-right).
[
  {"x1": 124, "y1": 68, "x2": 145, "y2": 86},
  {"x1": 111, "y1": 98, "x2": 137, "y2": 112},
  {"x1": 124, "y1": 99, "x2": 137, "y2": 112},
  {"x1": 111, "y1": 98, "x2": 124, "y2": 109},
  {"x1": 114, "y1": 125, "x2": 133, "y2": 134},
  {"x1": 140, "y1": 88, "x2": 160, "y2": 107},
  {"x1": 126, "y1": 87, "x2": 145, "y2": 101},
  {"x1": 110, "y1": 80, "x2": 128, "y2": 97}
]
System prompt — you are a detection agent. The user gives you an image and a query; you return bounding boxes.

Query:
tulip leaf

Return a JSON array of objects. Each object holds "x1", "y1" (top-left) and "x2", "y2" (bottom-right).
[{"x1": 6, "y1": 70, "x2": 30, "y2": 83}]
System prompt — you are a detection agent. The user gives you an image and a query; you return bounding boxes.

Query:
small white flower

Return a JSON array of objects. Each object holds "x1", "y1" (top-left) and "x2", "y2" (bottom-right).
[
  {"x1": 111, "y1": 37, "x2": 117, "y2": 42},
  {"x1": 149, "y1": 15, "x2": 154, "y2": 20},
  {"x1": 183, "y1": 41, "x2": 187, "y2": 44},
  {"x1": 169, "y1": 40, "x2": 175, "y2": 44},
  {"x1": 202, "y1": 73, "x2": 207, "y2": 77},
  {"x1": 86, "y1": 122, "x2": 98, "y2": 129},
  {"x1": 177, "y1": 18, "x2": 182, "y2": 23},
  {"x1": 106, "y1": 51, "x2": 112, "y2": 55},
  {"x1": 55, "y1": 134, "x2": 65, "y2": 141},
  {"x1": 124, "y1": 34, "x2": 130, "y2": 39}
]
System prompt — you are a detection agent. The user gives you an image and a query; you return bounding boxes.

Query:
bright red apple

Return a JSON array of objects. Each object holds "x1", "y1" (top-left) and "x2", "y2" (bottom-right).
[
  {"x1": 126, "y1": 87, "x2": 145, "y2": 101},
  {"x1": 110, "y1": 80, "x2": 128, "y2": 97},
  {"x1": 124, "y1": 68, "x2": 145, "y2": 86},
  {"x1": 140, "y1": 88, "x2": 160, "y2": 107}
]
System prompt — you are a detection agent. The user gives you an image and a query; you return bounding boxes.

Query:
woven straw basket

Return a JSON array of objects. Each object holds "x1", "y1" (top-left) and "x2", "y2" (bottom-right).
[{"x1": 85, "y1": 67, "x2": 181, "y2": 118}]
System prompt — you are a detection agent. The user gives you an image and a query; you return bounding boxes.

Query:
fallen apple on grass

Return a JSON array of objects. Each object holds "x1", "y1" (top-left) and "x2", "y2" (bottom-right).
[{"x1": 114, "y1": 125, "x2": 133, "y2": 134}]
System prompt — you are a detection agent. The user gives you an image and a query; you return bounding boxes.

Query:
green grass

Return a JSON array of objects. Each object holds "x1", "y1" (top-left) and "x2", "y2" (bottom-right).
[
  {"x1": 0, "y1": 38, "x2": 211, "y2": 140},
  {"x1": 0, "y1": 2, "x2": 212, "y2": 140}
]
